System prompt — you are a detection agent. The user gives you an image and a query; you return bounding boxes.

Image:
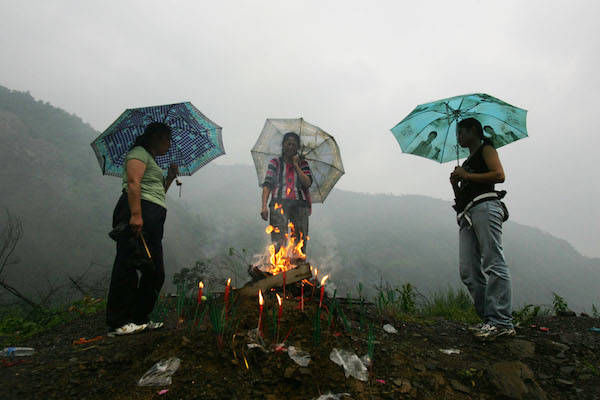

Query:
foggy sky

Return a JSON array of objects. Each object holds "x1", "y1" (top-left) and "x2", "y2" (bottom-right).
[{"x1": 1, "y1": 0, "x2": 599, "y2": 257}]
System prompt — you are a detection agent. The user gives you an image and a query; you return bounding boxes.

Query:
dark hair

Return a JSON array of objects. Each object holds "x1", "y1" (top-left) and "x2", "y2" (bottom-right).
[
  {"x1": 457, "y1": 117, "x2": 494, "y2": 147},
  {"x1": 282, "y1": 131, "x2": 300, "y2": 147},
  {"x1": 281, "y1": 132, "x2": 301, "y2": 157},
  {"x1": 130, "y1": 122, "x2": 172, "y2": 152}
]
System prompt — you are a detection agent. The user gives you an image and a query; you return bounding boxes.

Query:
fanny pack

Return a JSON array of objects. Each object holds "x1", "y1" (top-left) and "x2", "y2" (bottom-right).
[{"x1": 457, "y1": 190, "x2": 509, "y2": 226}]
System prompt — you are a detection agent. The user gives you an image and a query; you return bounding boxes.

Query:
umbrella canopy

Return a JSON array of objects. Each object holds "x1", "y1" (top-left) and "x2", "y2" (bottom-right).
[
  {"x1": 251, "y1": 118, "x2": 344, "y2": 203},
  {"x1": 91, "y1": 102, "x2": 225, "y2": 176},
  {"x1": 390, "y1": 93, "x2": 528, "y2": 163}
]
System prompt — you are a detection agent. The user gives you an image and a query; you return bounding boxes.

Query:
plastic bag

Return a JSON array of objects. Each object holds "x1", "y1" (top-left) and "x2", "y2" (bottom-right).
[
  {"x1": 314, "y1": 393, "x2": 351, "y2": 400},
  {"x1": 287, "y1": 346, "x2": 311, "y2": 367},
  {"x1": 137, "y1": 357, "x2": 181, "y2": 386},
  {"x1": 329, "y1": 348, "x2": 369, "y2": 381},
  {"x1": 383, "y1": 324, "x2": 398, "y2": 334}
]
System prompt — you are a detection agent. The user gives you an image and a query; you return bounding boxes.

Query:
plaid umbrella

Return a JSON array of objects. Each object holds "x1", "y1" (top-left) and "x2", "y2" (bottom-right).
[{"x1": 91, "y1": 102, "x2": 224, "y2": 176}]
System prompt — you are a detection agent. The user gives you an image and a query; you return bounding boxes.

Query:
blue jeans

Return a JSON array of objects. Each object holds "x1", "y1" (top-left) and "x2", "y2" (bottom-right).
[{"x1": 459, "y1": 200, "x2": 513, "y2": 328}]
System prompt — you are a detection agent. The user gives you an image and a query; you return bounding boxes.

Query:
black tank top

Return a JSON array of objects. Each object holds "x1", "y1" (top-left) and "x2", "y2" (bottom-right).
[{"x1": 455, "y1": 144, "x2": 495, "y2": 213}]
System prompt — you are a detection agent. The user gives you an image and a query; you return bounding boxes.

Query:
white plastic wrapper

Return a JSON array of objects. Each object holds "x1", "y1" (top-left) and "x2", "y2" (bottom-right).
[
  {"x1": 137, "y1": 357, "x2": 181, "y2": 386},
  {"x1": 439, "y1": 348, "x2": 461, "y2": 355},
  {"x1": 314, "y1": 393, "x2": 351, "y2": 400},
  {"x1": 383, "y1": 324, "x2": 398, "y2": 334},
  {"x1": 287, "y1": 346, "x2": 311, "y2": 367},
  {"x1": 329, "y1": 348, "x2": 369, "y2": 381}
]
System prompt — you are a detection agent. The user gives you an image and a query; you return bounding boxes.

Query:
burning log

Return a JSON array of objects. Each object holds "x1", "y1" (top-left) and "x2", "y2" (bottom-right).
[{"x1": 237, "y1": 262, "x2": 312, "y2": 297}]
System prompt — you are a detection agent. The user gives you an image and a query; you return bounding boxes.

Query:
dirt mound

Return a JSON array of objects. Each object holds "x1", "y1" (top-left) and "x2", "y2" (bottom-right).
[{"x1": 1, "y1": 295, "x2": 599, "y2": 399}]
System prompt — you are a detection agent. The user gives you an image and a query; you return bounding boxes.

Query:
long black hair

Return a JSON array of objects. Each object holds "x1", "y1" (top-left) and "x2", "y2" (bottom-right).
[
  {"x1": 281, "y1": 131, "x2": 301, "y2": 156},
  {"x1": 130, "y1": 122, "x2": 172, "y2": 153},
  {"x1": 457, "y1": 117, "x2": 494, "y2": 148}
]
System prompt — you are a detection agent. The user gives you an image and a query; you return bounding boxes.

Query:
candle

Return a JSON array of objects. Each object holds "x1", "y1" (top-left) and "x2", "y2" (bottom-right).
[
  {"x1": 258, "y1": 289, "x2": 264, "y2": 336},
  {"x1": 300, "y1": 281, "x2": 304, "y2": 312},
  {"x1": 197, "y1": 281, "x2": 204, "y2": 304},
  {"x1": 224, "y1": 278, "x2": 231, "y2": 316},
  {"x1": 276, "y1": 293, "x2": 283, "y2": 342},
  {"x1": 282, "y1": 270, "x2": 286, "y2": 299},
  {"x1": 319, "y1": 275, "x2": 330, "y2": 308}
]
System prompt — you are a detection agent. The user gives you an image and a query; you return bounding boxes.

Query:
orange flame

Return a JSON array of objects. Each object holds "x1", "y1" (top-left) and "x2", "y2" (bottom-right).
[
  {"x1": 320, "y1": 275, "x2": 329, "y2": 286},
  {"x1": 266, "y1": 225, "x2": 274, "y2": 234},
  {"x1": 199, "y1": 281, "x2": 204, "y2": 289},
  {"x1": 274, "y1": 203, "x2": 282, "y2": 210},
  {"x1": 226, "y1": 278, "x2": 231, "y2": 287},
  {"x1": 286, "y1": 187, "x2": 291, "y2": 196},
  {"x1": 258, "y1": 289, "x2": 264, "y2": 305},
  {"x1": 276, "y1": 293, "x2": 282, "y2": 306}
]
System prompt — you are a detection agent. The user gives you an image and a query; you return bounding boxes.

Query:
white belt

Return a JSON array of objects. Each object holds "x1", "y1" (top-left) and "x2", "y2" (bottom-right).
[{"x1": 457, "y1": 192, "x2": 499, "y2": 227}]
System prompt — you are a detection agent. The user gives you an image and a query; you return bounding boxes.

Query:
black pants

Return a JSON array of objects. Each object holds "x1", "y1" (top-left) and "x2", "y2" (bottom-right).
[
  {"x1": 269, "y1": 202, "x2": 309, "y2": 254},
  {"x1": 106, "y1": 194, "x2": 166, "y2": 330}
]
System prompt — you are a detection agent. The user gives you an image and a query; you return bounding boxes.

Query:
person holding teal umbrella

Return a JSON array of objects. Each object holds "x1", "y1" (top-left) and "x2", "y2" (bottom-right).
[
  {"x1": 391, "y1": 93, "x2": 528, "y2": 339},
  {"x1": 451, "y1": 117, "x2": 515, "y2": 339}
]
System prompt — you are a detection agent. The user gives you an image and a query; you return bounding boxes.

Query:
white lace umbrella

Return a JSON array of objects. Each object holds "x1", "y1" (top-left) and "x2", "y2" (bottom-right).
[{"x1": 251, "y1": 118, "x2": 344, "y2": 203}]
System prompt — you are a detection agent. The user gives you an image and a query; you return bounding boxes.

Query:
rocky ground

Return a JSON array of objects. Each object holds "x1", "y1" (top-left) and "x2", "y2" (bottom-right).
[{"x1": 1, "y1": 294, "x2": 599, "y2": 400}]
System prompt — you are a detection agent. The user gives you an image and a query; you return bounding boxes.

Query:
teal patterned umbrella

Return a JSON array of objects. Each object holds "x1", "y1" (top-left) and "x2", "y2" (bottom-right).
[
  {"x1": 91, "y1": 102, "x2": 224, "y2": 177},
  {"x1": 390, "y1": 93, "x2": 528, "y2": 163}
]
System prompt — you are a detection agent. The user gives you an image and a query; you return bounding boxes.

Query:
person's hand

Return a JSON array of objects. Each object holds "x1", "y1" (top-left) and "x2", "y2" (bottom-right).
[
  {"x1": 292, "y1": 154, "x2": 300, "y2": 166},
  {"x1": 129, "y1": 213, "x2": 143, "y2": 235},
  {"x1": 453, "y1": 166, "x2": 468, "y2": 180},
  {"x1": 260, "y1": 206, "x2": 269, "y2": 221},
  {"x1": 450, "y1": 173, "x2": 460, "y2": 186},
  {"x1": 167, "y1": 164, "x2": 179, "y2": 180}
]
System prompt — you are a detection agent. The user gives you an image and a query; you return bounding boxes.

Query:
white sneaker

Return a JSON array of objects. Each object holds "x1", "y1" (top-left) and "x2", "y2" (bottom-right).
[
  {"x1": 474, "y1": 323, "x2": 516, "y2": 340},
  {"x1": 146, "y1": 321, "x2": 164, "y2": 330},
  {"x1": 468, "y1": 322, "x2": 486, "y2": 332},
  {"x1": 108, "y1": 322, "x2": 148, "y2": 337}
]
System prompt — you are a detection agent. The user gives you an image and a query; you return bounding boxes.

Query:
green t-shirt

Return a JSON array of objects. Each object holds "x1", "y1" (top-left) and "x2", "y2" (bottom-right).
[{"x1": 122, "y1": 146, "x2": 167, "y2": 209}]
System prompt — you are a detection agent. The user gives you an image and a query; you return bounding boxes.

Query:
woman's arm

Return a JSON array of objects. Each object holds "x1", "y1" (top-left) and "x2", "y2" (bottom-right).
[
  {"x1": 164, "y1": 164, "x2": 178, "y2": 192},
  {"x1": 453, "y1": 146, "x2": 505, "y2": 184},
  {"x1": 126, "y1": 159, "x2": 146, "y2": 235},
  {"x1": 261, "y1": 186, "x2": 272, "y2": 221},
  {"x1": 292, "y1": 155, "x2": 311, "y2": 187}
]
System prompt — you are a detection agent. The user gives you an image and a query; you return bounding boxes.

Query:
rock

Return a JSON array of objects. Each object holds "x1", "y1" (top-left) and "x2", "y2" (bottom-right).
[
  {"x1": 450, "y1": 379, "x2": 471, "y2": 394},
  {"x1": 413, "y1": 363, "x2": 426, "y2": 372},
  {"x1": 487, "y1": 361, "x2": 547, "y2": 400},
  {"x1": 557, "y1": 310, "x2": 577, "y2": 317},
  {"x1": 559, "y1": 366, "x2": 575, "y2": 376},
  {"x1": 556, "y1": 378, "x2": 574, "y2": 386},
  {"x1": 428, "y1": 372, "x2": 446, "y2": 390},
  {"x1": 284, "y1": 366, "x2": 297, "y2": 379},
  {"x1": 393, "y1": 378, "x2": 412, "y2": 393},
  {"x1": 507, "y1": 339, "x2": 536, "y2": 358},
  {"x1": 391, "y1": 359, "x2": 403, "y2": 367},
  {"x1": 537, "y1": 339, "x2": 569, "y2": 355}
]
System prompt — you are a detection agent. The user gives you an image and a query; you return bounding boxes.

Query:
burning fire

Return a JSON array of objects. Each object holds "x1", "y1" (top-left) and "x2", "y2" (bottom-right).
[
  {"x1": 265, "y1": 221, "x2": 307, "y2": 275},
  {"x1": 276, "y1": 293, "x2": 282, "y2": 306},
  {"x1": 258, "y1": 289, "x2": 264, "y2": 305},
  {"x1": 320, "y1": 275, "x2": 329, "y2": 286},
  {"x1": 253, "y1": 203, "x2": 314, "y2": 276}
]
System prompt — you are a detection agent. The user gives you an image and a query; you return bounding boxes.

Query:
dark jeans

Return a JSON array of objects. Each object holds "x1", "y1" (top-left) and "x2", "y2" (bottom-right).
[
  {"x1": 269, "y1": 201, "x2": 309, "y2": 254},
  {"x1": 106, "y1": 194, "x2": 166, "y2": 330}
]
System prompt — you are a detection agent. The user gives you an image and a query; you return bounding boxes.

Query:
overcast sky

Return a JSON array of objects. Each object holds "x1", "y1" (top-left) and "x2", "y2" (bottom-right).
[{"x1": 2, "y1": 0, "x2": 599, "y2": 257}]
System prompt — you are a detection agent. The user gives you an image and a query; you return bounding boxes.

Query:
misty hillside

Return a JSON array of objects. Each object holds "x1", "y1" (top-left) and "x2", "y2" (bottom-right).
[
  {"x1": 0, "y1": 86, "x2": 206, "y2": 296},
  {"x1": 1, "y1": 86, "x2": 599, "y2": 311}
]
